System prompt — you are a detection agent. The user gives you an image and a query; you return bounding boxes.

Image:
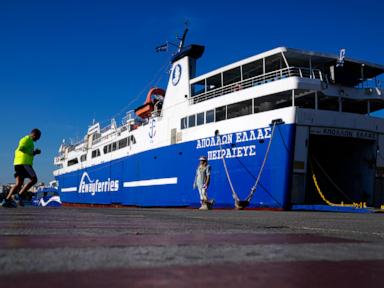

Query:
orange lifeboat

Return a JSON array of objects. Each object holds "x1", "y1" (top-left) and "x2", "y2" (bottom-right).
[{"x1": 134, "y1": 88, "x2": 165, "y2": 119}]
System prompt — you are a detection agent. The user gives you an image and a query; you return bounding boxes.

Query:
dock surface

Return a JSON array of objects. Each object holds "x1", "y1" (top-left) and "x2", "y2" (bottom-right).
[{"x1": 0, "y1": 207, "x2": 383, "y2": 287}]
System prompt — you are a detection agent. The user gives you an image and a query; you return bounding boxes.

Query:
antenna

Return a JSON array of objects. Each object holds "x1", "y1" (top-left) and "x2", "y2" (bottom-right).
[
  {"x1": 155, "y1": 23, "x2": 189, "y2": 54},
  {"x1": 361, "y1": 63, "x2": 365, "y2": 88},
  {"x1": 177, "y1": 22, "x2": 189, "y2": 52}
]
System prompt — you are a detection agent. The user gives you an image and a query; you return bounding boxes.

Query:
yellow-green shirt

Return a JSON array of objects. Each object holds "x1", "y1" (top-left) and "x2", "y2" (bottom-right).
[{"x1": 14, "y1": 135, "x2": 34, "y2": 166}]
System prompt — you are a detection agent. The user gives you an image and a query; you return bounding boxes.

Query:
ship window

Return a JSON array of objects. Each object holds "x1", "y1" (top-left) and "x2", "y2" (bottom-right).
[
  {"x1": 227, "y1": 99, "x2": 253, "y2": 119},
  {"x1": 112, "y1": 142, "x2": 117, "y2": 151},
  {"x1": 191, "y1": 80, "x2": 205, "y2": 96},
  {"x1": 206, "y1": 74, "x2": 222, "y2": 91},
  {"x1": 242, "y1": 60, "x2": 263, "y2": 80},
  {"x1": 92, "y1": 133, "x2": 101, "y2": 141},
  {"x1": 254, "y1": 92, "x2": 292, "y2": 113},
  {"x1": 254, "y1": 97, "x2": 274, "y2": 113},
  {"x1": 104, "y1": 144, "x2": 112, "y2": 154},
  {"x1": 265, "y1": 54, "x2": 285, "y2": 73},
  {"x1": 188, "y1": 114, "x2": 196, "y2": 128},
  {"x1": 369, "y1": 100, "x2": 384, "y2": 113},
  {"x1": 215, "y1": 106, "x2": 226, "y2": 122},
  {"x1": 67, "y1": 158, "x2": 78, "y2": 166},
  {"x1": 119, "y1": 138, "x2": 128, "y2": 148},
  {"x1": 318, "y1": 94, "x2": 339, "y2": 111},
  {"x1": 196, "y1": 112, "x2": 205, "y2": 126},
  {"x1": 274, "y1": 93, "x2": 292, "y2": 109},
  {"x1": 223, "y1": 67, "x2": 241, "y2": 86},
  {"x1": 295, "y1": 91, "x2": 316, "y2": 109},
  {"x1": 130, "y1": 135, "x2": 136, "y2": 145},
  {"x1": 92, "y1": 149, "x2": 101, "y2": 158},
  {"x1": 80, "y1": 154, "x2": 87, "y2": 162},
  {"x1": 342, "y1": 98, "x2": 368, "y2": 114},
  {"x1": 206, "y1": 109, "x2": 215, "y2": 123},
  {"x1": 181, "y1": 117, "x2": 187, "y2": 129}
]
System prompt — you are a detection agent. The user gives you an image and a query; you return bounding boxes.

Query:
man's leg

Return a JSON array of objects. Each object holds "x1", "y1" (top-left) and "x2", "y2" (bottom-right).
[
  {"x1": 198, "y1": 187, "x2": 208, "y2": 210},
  {"x1": 198, "y1": 186, "x2": 204, "y2": 201},
  {"x1": 18, "y1": 176, "x2": 37, "y2": 197},
  {"x1": 18, "y1": 166, "x2": 37, "y2": 200},
  {"x1": 6, "y1": 176, "x2": 23, "y2": 200},
  {"x1": 3, "y1": 176, "x2": 24, "y2": 207},
  {"x1": 201, "y1": 187, "x2": 214, "y2": 210},
  {"x1": 201, "y1": 187, "x2": 208, "y2": 202}
]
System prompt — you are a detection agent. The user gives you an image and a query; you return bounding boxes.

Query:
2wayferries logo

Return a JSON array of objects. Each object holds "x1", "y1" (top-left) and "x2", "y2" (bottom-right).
[{"x1": 78, "y1": 172, "x2": 119, "y2": 196}]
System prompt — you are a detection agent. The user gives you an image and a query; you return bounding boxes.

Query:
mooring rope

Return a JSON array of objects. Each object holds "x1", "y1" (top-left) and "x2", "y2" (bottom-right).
[
  {"x1": 310, "y1": 159, "x2": 366, "y2": 208},
  {"x1": 218, "y1": 121, "x2": 277, "y2": 208}
]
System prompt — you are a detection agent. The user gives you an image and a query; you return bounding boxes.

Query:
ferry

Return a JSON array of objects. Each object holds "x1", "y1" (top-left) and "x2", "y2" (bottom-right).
[{"x1": 53, "y1": 29, "x2": 384, "y2": 209}]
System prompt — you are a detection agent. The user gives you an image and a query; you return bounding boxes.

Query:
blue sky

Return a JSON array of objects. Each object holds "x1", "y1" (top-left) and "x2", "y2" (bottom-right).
[{"x1": 0, "y1": 0, "x2": 383, "y2": 184}]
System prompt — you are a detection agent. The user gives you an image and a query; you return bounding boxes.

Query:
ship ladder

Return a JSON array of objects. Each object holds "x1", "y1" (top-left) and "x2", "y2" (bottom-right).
[
  {"x1": 309, "y1": 156, "x2": 367, "y2": 208},
  {"x1": 218, "y1": 120, "x2": 279, "y2": 209}
]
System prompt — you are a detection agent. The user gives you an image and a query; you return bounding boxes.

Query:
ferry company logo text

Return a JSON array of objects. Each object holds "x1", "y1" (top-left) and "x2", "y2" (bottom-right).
[
  {"x1": 196, "y1": 127, "x2": 271, "y2": 160},
  {"x1": 78, "y1": 172, "x2": 119, "y2": 195}
]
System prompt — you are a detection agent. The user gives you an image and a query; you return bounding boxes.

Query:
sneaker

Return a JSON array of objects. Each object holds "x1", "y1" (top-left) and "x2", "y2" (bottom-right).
[
  {"x1": 199, "y1": 204, "x2": 208, "y2": 210},
  {"x1": 206, "y1": 199, "x2": 215, "y2": 210},
  {"x1": 2, "y1": 199, "x2": 17, "y2": 208}
]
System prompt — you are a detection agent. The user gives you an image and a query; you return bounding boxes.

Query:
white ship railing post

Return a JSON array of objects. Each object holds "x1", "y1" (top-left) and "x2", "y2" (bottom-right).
[
  {"x1": 292, "y1": 90, "x2": 295, "y2": 107},
  {"x1": 309, "y1": 56, "x2": 312, "y2": 79}
]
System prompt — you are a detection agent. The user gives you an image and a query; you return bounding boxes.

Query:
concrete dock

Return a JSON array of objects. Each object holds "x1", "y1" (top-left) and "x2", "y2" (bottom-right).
[{"x1": 0, "y1": 207, "x2": 383, "y2": 287}]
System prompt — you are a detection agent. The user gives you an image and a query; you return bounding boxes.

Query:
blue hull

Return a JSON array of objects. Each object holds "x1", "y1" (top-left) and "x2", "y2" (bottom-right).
[{"x1": 56, "y1": 124, "x2": 295, "y2": 208}]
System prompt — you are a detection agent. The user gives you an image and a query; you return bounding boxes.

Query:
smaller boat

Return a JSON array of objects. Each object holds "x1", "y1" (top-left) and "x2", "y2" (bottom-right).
[{"x1": 32, "y1": 187, "x2": 62, "y2": 207}]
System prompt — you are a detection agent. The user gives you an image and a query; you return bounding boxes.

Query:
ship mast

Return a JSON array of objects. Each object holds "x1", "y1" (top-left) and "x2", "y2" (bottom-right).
[{"x1": 177, "y1": 26, "x2": 189, "y2": 52}]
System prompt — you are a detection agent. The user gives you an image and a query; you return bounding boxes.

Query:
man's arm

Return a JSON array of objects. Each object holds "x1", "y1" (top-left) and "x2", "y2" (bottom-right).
[
  {"x1": 33, "y1": 149, "x2": 41, "y2": 156},
  {"x1": 204, "y1": 166, "x2": 211, "y2": 188},
  {"x1": 204, "y1": 175, "x2": 210, "y2": 188}
]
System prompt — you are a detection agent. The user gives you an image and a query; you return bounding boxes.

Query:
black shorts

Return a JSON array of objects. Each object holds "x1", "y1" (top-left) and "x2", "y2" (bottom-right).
[{"x1": 14, "y1": 165, "x2": 37, "y2": 179}]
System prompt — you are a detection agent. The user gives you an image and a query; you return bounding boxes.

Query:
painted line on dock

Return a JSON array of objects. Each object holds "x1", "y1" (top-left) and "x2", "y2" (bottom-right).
[
  {"x1": 0, "y1": 233, "x2": 359, "y2": 249},
  {"x1": 61, "y1": 187, "x2": 77, "y2": 192},
  {"x1": 123, "y1": 177, "x2": 178, "y2": 188}
]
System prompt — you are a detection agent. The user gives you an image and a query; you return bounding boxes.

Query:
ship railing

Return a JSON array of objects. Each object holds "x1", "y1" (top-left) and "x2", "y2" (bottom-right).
[
  {"x1": 54, "y1": 156, "x2": 65, "y2": 164},
  {"x1": 151, "y1": 110, "x2": 163, "y2": 119},
  {"x1": 100, "y1": 124, "x2": 113, "y2": 134},
  {"x1": 92, "y1": 138, "x2": 102, "y2": 145},
  {"x1": 190, "y1": 67, "x2": 324, "y2": 104},
  {"x1": 67, "y1": 145, "x2": 77, "y2": 152}
]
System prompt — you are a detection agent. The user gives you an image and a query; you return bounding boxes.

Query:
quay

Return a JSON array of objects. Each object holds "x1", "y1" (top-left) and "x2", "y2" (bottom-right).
[{"x1": 0, "y1": 207, "x2": 383, "y2": 287}]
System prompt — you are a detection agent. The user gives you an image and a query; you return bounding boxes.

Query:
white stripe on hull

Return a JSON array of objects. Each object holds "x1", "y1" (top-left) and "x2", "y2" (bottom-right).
[
  {"x1": 61, "y1": 187, "x2": 77, "y2": 192},
  {"x1": 123, "y1": 177, "x2": 178, "y2": 188}
]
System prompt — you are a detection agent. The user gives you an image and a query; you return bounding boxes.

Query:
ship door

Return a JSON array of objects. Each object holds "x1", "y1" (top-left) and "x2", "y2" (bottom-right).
[{"x1": 306, "y1": 134, "x2": 376, "y2": 207}]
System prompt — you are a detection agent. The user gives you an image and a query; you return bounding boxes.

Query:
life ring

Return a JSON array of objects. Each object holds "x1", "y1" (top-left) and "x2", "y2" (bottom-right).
[{"x1": 233, "y1": 84, "x2": 242, "y2": 92}]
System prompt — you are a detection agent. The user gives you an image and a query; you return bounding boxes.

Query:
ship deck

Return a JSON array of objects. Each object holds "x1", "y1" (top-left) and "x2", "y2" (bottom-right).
[{"x1": 0, "y1": 207, "x2": 383, "y2": 287}]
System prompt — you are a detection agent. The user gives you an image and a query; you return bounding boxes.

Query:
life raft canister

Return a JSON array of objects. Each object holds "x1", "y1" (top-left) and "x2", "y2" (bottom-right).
[{"x1": 134, "y1": 88, "x2": 166, "y2": 119}]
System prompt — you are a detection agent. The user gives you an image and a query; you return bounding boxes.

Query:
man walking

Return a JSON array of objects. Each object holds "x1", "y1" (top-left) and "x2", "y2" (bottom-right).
[
  {"x1": 3, "y1": 129, "x2": 42, "y2": 208},
  {"x1": 193, "y1": 156, "x2": 214, "y2": 210}
]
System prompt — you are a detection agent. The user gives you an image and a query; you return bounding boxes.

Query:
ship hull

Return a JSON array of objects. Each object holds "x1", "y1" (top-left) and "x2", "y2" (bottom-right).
[{"x1": 56, "y1": 124, "x2": 295, "y2": 208}]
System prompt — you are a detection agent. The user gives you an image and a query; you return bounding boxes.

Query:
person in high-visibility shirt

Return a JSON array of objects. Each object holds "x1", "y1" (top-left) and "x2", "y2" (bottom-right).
[{"x1": 3, "y1": 129, "x2": 42, "y2": 208}]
